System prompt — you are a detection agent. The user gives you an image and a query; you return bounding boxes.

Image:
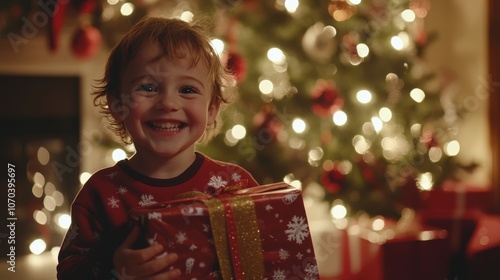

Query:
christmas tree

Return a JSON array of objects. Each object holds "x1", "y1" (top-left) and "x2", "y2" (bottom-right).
[
  {"x1": 0, "y1": 0, "x2": 463, "y2": 219},
  {"x1": 190, "y1": 0, "x2": 464, "y2": 218}
]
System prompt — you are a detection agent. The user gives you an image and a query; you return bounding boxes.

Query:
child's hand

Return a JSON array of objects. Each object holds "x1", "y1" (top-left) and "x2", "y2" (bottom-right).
[{"x1": 113, "y1": 226, "x2": 182, "y2": 279}]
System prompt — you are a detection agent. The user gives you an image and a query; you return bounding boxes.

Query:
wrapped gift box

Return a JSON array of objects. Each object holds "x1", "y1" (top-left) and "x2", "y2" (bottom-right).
[
  {"x1": 420, "y1": 182, "x2": 492, "y2": 215},
  {"x1": 466, "y1": 214, "x2": 500, "y2": 279},
  {"x1": 129, "y1": 182, "x2": 319, "y2": 280},
  {"x1": 333, "y1": 216, "x2": 450, "y2": 280}
]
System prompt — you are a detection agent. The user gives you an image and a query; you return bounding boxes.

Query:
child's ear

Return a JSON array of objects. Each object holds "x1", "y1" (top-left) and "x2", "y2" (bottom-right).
[
  {"x1": 107, "y1": 94, "x2": 124, "y2": 121},
  {"x1": 207, "y1": 99, "x2": 221, "y2": 126}
]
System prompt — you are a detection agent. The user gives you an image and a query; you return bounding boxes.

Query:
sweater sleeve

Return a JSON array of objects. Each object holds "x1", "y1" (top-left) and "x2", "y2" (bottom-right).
[{"x1": 57, "y1": 203, "x2": 116, "y2": 279}]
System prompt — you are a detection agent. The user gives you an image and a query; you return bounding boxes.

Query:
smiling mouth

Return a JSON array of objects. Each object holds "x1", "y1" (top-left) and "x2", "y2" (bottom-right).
[{"x1": 148, "y1": 121, "x2": 187, "y2": 131}]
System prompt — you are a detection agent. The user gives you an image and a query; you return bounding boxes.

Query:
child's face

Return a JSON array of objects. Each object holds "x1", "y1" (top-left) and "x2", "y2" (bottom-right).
[{"x1": 116, "y1": 42, "x2": 219, "y2": 159}]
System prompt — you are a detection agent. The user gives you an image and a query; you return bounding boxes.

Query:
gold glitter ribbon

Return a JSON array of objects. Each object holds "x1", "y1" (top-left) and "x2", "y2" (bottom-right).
[
  {"x1": 225, "y1": 196, "x2": 265, "y2": 279},
  {"x1": 202, "y1": 198, "x2": 235, "y2": 279}
]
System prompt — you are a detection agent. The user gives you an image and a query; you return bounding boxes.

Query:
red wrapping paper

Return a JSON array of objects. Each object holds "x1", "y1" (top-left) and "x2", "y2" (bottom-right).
[
  {"x1": 129, "y1": 182, "x2": 318, "y2": 280},
  {"x1": 334, "y1": 219, "x2": 449, "y2": 280},
  {"x1": 421, "y1": 182, "x2": 492, "y2": 215}
]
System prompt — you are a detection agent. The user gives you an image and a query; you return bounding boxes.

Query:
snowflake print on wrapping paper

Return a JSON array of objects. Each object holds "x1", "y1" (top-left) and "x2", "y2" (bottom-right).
[
  {"x1": 285, "y1": 215, "x2": 310, "y2": 244},
  {"x1": 304, "y1": 262, "x2": 319, "y2": 280},
  {"x1": 62, "y1": 224, "x2": 79, "y2": 249},
  {"x1": 282, "y1": 193, "x2": 299, "y2": 205},
  {"x1": 208, "y1": 175, "x2": 227, "y2": 190},
  {"x1": 138, "y1": 194, "x2": 157, "y2": 206},
  {"x1": 265, "y1": 205, "x2": 273, "y2": 212},
  {"x1": 231, "y1": 173, "x2": 241, "y2": 182},
  {"x1": 176, "y1": 231, "x2": 187, "y2": 244},
  {"x1": 272, "y1": 269, "x2": 287, "y2": 280},
  {"x1": 148, "y1": 212, "x2": 162, "y2": 221},
  {"x1": 278, "y1": 248, "x2": 289, "y2": 260},
  {"x1": 107, "y1": 196, "x2": 120, "y2": 208}
]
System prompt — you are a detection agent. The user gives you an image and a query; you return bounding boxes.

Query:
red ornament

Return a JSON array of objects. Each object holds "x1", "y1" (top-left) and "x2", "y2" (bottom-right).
[
  {"x1": 253, "y1": 105, "x2": 283, "y2": 143},
  {"x1": 420, "y1": 129, "x2": 439, "y2": 149},
  {"x1": 225, "y1": 51, "x2": 247, "y2": 82},
  {"x1": 70, "y1": 25, "x2": 101, "y2": 59},
  {"x1": 320, "y1": 163, "x2": 346, "y2": 194},
  {"x1": 311, "y1": 79, "x2": 343, "y2": 117},
  {"x1": 48, "y1": 0, "x2": 70, "y2": 51}
]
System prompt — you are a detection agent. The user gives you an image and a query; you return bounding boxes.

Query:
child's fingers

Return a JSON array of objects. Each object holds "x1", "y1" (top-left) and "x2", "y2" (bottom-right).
[{"x1": 137, "y1": 253, "x2": 179, "y2": 277}]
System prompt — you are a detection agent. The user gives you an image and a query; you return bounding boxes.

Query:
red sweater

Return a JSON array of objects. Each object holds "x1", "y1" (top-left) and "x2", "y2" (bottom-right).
[{"x1": 57, "y1": 153, "x2": 258, "y2": 280}]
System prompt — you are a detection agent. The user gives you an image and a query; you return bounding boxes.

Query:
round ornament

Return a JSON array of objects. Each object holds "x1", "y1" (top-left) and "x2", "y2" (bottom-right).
[
  {"x1": 310, "y1": 79, "x2": 344, "y2": 117},
  {"x1": 70, "y1": 25, "x2": 101, "y2": 59},
  {"x1": 302, "y1": 22, "x2": 337, "y2": 62}
]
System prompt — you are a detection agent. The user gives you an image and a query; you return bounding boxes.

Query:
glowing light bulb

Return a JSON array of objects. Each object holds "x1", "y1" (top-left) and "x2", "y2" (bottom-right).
[
  {"x1": 379, "y1": 107, "x2": 392, "y2": 122},
  {"x1": 210, "y1": 39, "x2": 225, "y2": 56},
  {"x1": 231, "y1": 124, "x2": 246, "y2": 140},
  {"x1": 410, "y1": 88, "x2": 425, "y2": 103},
  {"x1": 401, "y1": 9, "x2": 416, "y2": 22},
  {"x1": 120, "y1": 3, "x2": 134, "y2": 16},
  {"x1": 259, "y1": 79, "x2": 273, "y2": 95},
  {"x1": 356, "y1": 89, "x2": 372, "y2": 104},
  {"x1": 356, "y1": 43, "x2": 369, "y2": 58},
  {"x1": 417, "y1": 172, "x2": 434, "y2": 190},
  {"x1": 30, "y1": 239, "x2": 47, "y2": 255},
  {"x1": 284, "y1": 0, "x2": 299, "y2": 13},
  {"x1": 391, "y1": 36, "x2": 404, "y2": 50},
  {"x1": 331, "y1": 204, "x2": 347, "y2": 219},
  {"x1": 371, "y1": 117, "x2": 383, "y2": 133},
  {"x1": 333, "y1": 110, "x2": 347, "y2": 126},
  {"x1": 112, "y1": 148, "x2": 127, "y2": 162},
  {"x1": 292, "y1": 118, "x2": 306, "y2": 133},
  {"x1": 267, "y1": 47, "x2": 286, "y2": 64},
  {"x1": 444, "y1": 140, "x2": 460, "y2": 156}
]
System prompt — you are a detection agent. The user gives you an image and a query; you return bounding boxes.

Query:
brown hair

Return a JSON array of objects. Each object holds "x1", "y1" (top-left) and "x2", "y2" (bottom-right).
[{"x1": 93, "y1": 16, "x2": 234, "y2": 144}]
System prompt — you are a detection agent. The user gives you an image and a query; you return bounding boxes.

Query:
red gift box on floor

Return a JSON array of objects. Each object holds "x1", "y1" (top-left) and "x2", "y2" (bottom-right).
[
  {"x1": 421, "y1": 182, "x2": 492, "y2": 215},
  {"x1": 324, "y1": 216, "x2": 450, "y2": 280},
  {"x1": 130, "y1": 182, "x2": 319, "y2": 280}
]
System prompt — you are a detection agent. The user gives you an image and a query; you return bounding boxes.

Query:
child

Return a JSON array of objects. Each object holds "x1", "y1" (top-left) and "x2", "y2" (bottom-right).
[{"x1": 57, "y1": 16, "x2": 259, "y2": 280}]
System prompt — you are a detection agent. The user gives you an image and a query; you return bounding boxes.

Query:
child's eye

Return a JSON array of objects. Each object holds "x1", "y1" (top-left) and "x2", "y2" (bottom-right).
[
  {"x1": 132, "y1": 84, "x2": 158, "y2": 95},
  {"x1": 179, "y1": 86, "x2": 199, "y2": 94},
  {"x1": 138, "y1": 84, "x2": 157, "y2": 92}
]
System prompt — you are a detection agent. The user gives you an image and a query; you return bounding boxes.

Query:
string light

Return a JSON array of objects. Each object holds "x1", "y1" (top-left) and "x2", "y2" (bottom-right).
[
  {"x1": 410, "y1": 88, "x2": 425, "y2": 103},
  {"x1": 210, "y1": 38, "x2": 225, "y2": 56},
  {"x1": 379, "y1": 107, "x2": 392, "y2": 122},
  {"x1": 259, "y1": 79, "x2": 274, "y2": 95},
  {"x1": 331, "y1": 204, "x2": 347, "y2": 219},
  {"x1": 79, "y1": 172, "x2": 92, "y2": 185},
  {"x1": 284, "y1": 0, "x2": 299, "y2": 13},
  {"x1": 267, "y1": 47, "x2": 286, "y2": 65},
  {"x1": 120, "y1": 3, "x2": 134, "y2": 16},
  {"x1": 391, "y1": 36, "x2": 404, "y2": 50},
  {"x1": 417, "y1": 172, "x2": 434, "y2": 190},
  {"x1": 333, "y1": 110, "x2": 347, "y2": 126},
  {"x1": 292, "y1": 118, "x2": 306, "y2": 133},
  {"x1": 231, "y1": 124, "x2": 247, "y2": 140},
  {"x1": 444, "y1": 140, "x2": 460, "y2": 156},
  {"x1": 112, "y1": 148, "x2": 127, "y2": 162},
  {"x1": 429, "y1": 147, "x2": 443, "y2": 162},
  {"x1": 356, "y1": 43, "x2": 369, "y2": 58},
  {"x1": 29, "y1": 239, "x2": 47, "y2": 255},
  {"x1": 180, "y1": 11, "x2": 194, "y2": 22},
  {"x1": 356, "y1": 89, "x2": 372, "y2": 104},
  {"x1": 401, "y1": 9, "x2": 416, "y2": 22},
  {"x1": 371, "y1": 117, "x2": 383, "y2": 133}
]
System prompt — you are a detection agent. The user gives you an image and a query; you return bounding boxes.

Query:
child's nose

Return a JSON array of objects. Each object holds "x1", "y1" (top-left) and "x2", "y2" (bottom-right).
[{"x1": 156, "y1": 91, "x2": 180, "y2": 111}]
